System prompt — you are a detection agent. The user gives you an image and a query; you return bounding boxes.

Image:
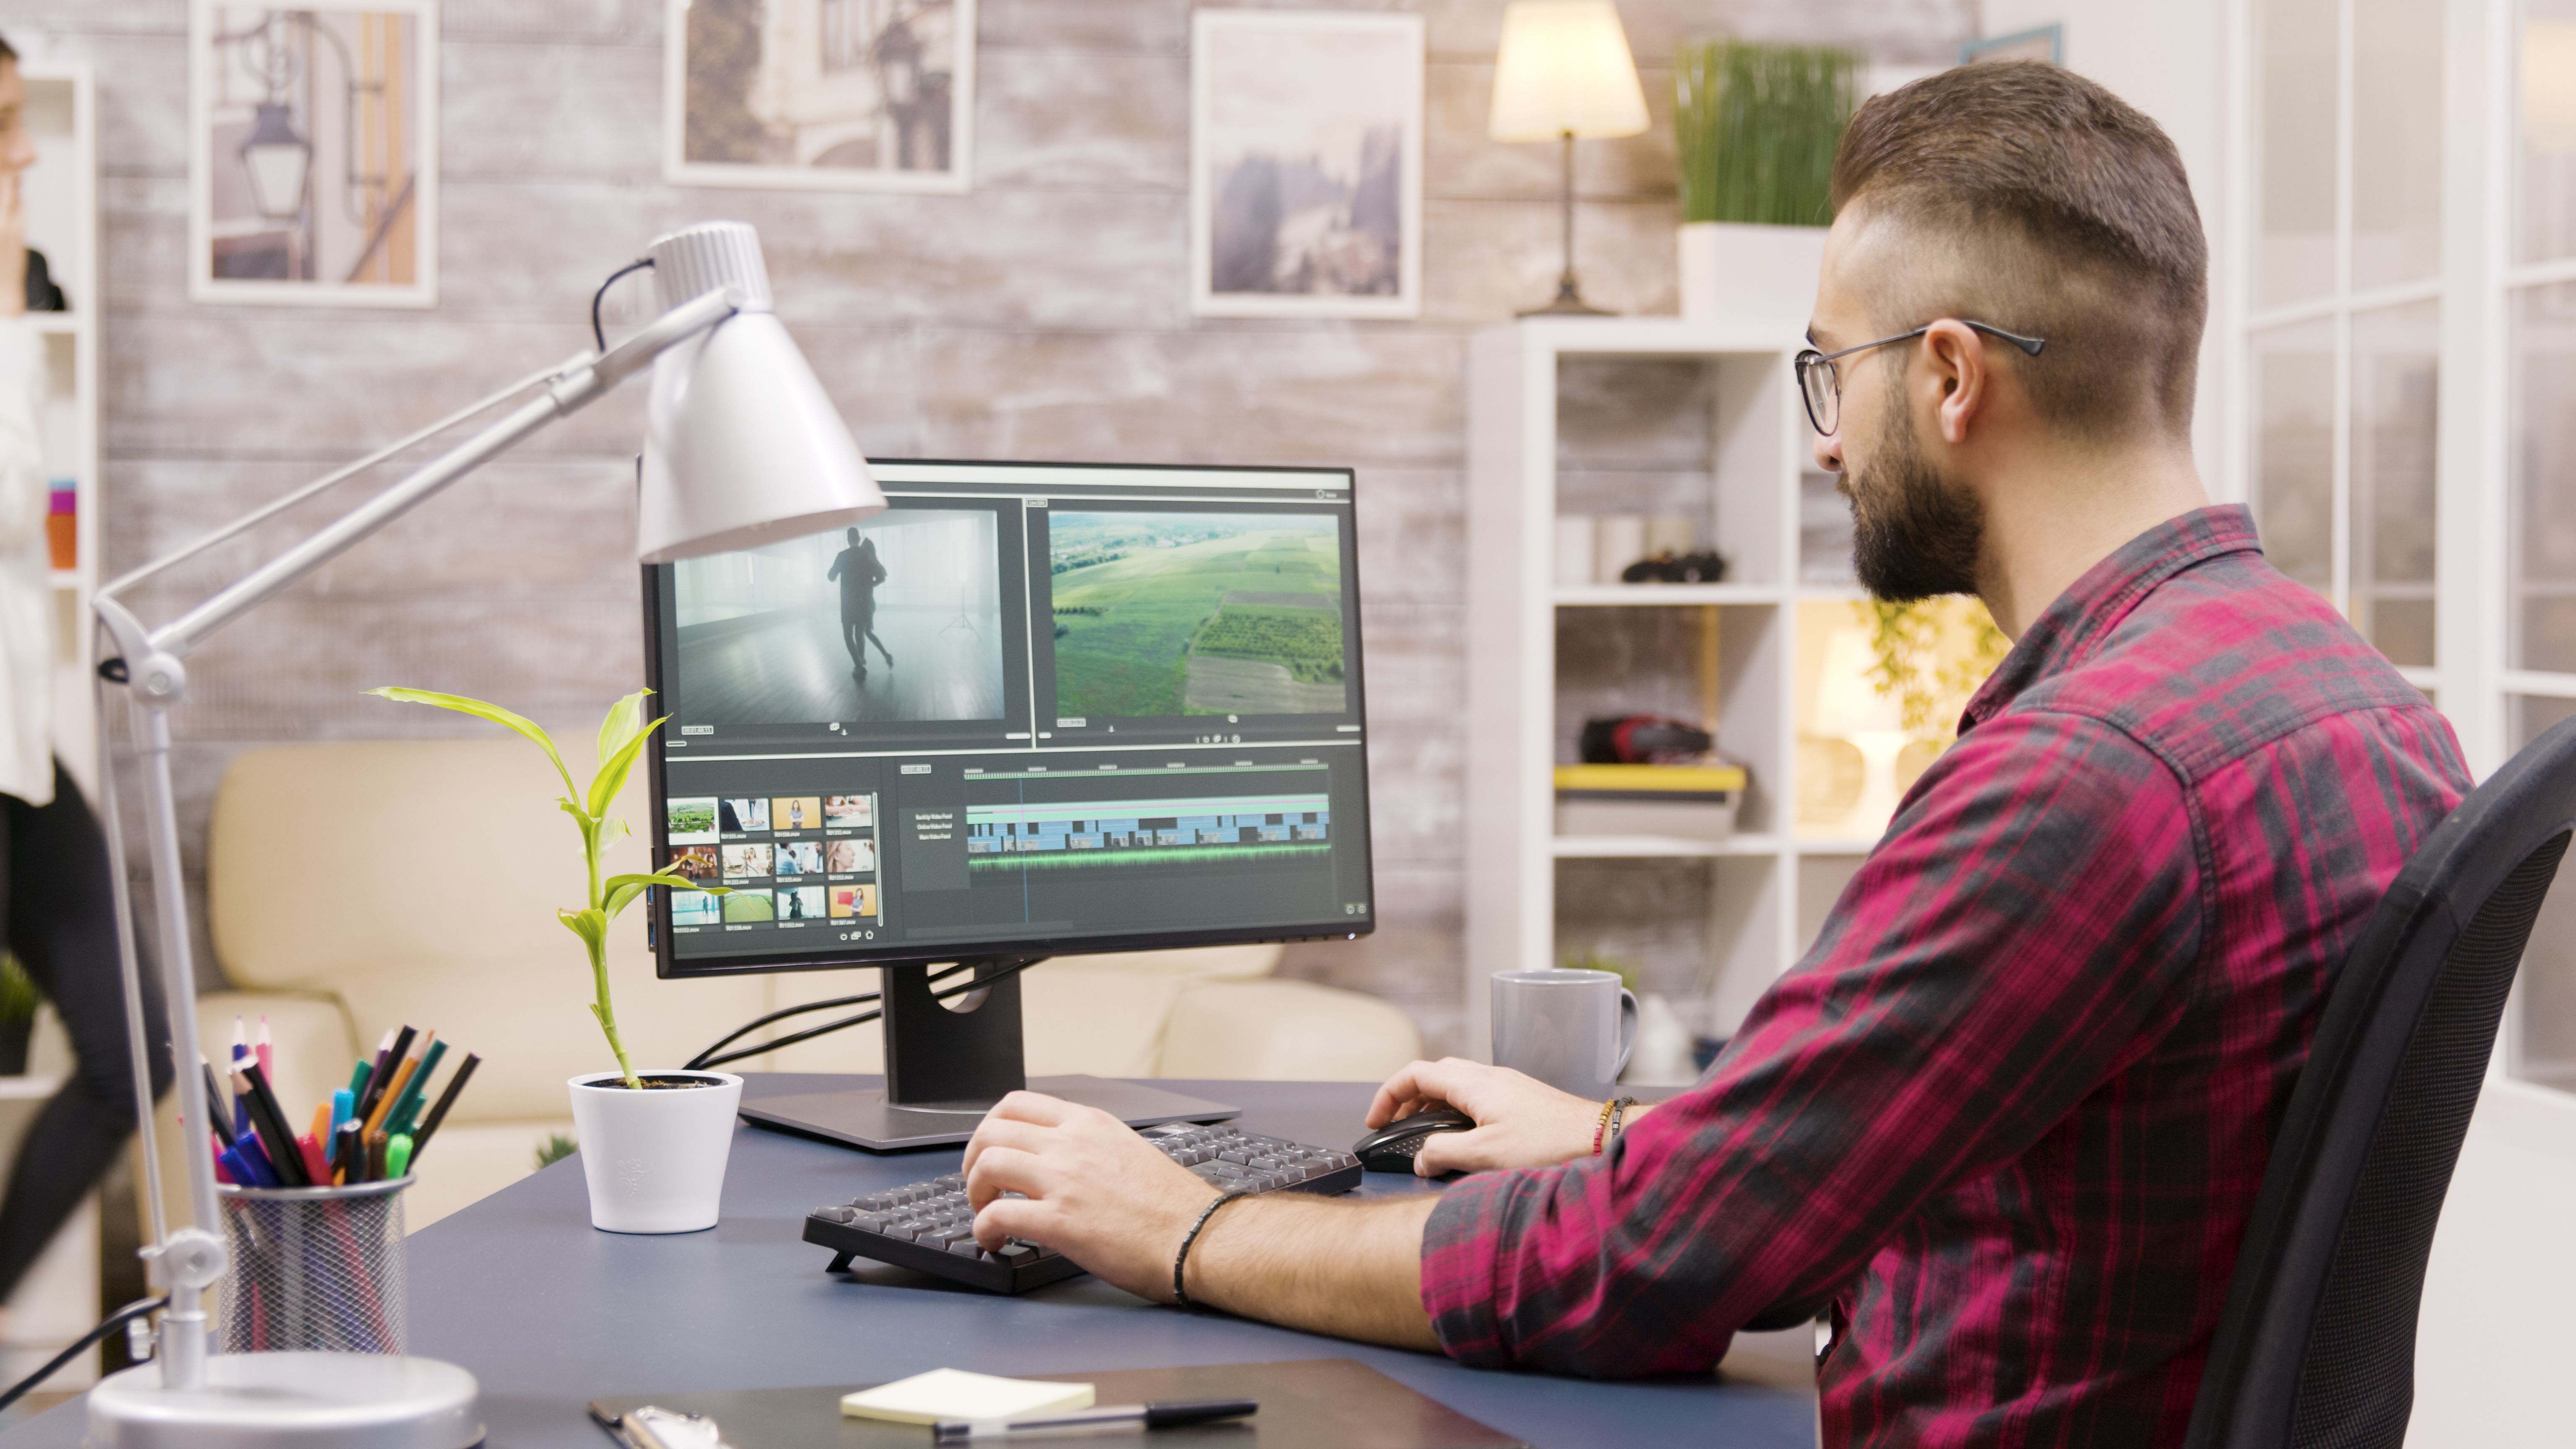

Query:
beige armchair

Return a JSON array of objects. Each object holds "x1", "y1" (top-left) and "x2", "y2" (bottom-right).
[{"x1": 153, "y1": 740, "x2": 1419, "y2": 1230}]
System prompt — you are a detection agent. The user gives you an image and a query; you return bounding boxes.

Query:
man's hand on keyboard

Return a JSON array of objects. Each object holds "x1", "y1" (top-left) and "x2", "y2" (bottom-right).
[
  {"x1": 1365, "y1": 1058, "x2": 1623, "y2": 1175},
  {"x1": 961, "y1": 1091, "x2": 1213, "y2": 1302}
]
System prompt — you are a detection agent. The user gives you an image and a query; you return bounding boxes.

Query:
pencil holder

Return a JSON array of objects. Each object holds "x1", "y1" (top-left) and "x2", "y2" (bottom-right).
[{"x1": 215, "y1": 1176, "x2": 413, "y2": 1355}]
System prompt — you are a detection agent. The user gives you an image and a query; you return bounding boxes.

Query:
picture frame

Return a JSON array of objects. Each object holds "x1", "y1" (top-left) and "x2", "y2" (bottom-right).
[
  {"x1": 1960, "y1": 24, "x2": 2064, "y2": 67},
  {"x1": 189, "y1": 0, "x2": 439, "y2": 308},
  {"x1": 665, "y1": 0, "x2": 977, "y2": 195},
  {"x1": 1189, "y1": 10, "x2": 1424, "y2": 320}
]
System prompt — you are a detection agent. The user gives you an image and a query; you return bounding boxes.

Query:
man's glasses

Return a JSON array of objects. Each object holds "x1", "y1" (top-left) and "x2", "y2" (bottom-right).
[{"x1": 1794, "y1": 321, "x2": 2046, "y2": 436}]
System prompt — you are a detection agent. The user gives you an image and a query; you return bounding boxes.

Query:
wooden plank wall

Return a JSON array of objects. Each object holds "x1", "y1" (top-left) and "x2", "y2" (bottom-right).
[{"x1": 0, "y1": 0, "x2": 1969, "y2": 1052}]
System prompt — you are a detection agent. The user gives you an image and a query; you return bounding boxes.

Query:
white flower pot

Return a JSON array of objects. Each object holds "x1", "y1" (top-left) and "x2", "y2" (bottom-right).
[
  {"x1": 565, "y1": 1069, "x2": 743, "y2": 1233},
  {"x1": 1676, "y1": 221, "x2": 1830, "y2": 336}
]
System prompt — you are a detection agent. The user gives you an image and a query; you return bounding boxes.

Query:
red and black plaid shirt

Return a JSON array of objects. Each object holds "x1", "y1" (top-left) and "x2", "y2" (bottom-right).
[{"x1": 1420, "y1": 506, "x2": 2471, "y2": 1446}]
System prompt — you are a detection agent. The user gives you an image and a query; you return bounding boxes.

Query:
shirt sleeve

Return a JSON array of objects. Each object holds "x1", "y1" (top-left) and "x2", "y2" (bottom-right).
[{"x1": 1419, "y1": 709, "x2": 2206, "y2": 1376}]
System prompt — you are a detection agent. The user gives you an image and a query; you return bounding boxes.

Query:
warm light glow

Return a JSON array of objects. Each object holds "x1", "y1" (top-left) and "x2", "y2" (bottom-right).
[
  {"x1": 1489, "y1": 1, "x2": 1651, "y2": 143},
  {"x1": 2528, "y1": 20, "x2": 2576, "y2": 156},
  {"x1": 1811, "y1": 627, "x2": 1904, "y2": 738}
]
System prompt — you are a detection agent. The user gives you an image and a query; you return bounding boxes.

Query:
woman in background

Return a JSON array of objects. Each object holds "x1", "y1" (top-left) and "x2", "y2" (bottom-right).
[{"x1": 0, "y1": 33, "x2": 171, "y2": 1327}]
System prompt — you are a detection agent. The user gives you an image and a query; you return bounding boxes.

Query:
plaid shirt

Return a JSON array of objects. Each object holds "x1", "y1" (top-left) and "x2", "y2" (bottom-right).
[{"x1": 1420, "y1": 506, "x2": 2470, "y2": 1446}]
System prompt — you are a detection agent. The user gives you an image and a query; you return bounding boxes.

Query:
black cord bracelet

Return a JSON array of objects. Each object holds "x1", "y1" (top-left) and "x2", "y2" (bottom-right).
[{"x1": 1173, "y1": 1190, "x2": 1249, "y2": 1311}]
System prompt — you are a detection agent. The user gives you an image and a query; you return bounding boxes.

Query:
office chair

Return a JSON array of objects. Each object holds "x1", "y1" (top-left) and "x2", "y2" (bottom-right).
[{"x1": 2182, "y1": 716, "x2": 2576, "y2": 1449}]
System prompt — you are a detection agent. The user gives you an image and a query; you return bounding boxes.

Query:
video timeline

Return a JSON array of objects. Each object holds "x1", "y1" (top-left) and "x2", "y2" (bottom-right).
[{"x1": 964, "y1": 793, "x2": 1331, "y2": 872}]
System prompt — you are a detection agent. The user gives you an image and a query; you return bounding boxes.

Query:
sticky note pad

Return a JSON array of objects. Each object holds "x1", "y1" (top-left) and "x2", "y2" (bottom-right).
[{"x1": 839, "y1": 1368, "x2": 1094, "y2": 1425}]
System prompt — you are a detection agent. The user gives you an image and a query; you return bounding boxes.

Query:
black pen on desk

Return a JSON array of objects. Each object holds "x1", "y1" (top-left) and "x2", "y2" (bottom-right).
[{"x1": 932, "y1": 1400, "x2": 1258, "y2": 1442}]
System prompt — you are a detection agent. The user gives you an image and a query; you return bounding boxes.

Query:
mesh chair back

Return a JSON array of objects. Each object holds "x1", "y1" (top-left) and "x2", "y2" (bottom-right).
[{"x1": 2184, "y1": 717, "x2": 2576, "y2": 1449}]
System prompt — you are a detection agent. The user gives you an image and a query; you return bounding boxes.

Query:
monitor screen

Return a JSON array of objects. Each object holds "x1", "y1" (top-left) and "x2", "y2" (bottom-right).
[{"x1": 643, "y1": 460, "x2": 1376, "y2": 976}]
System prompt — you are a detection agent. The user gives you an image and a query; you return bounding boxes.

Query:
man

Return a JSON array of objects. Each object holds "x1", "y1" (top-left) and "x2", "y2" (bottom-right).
[
  {"x1": 958, "y1": 63, "x2": 2470, "y2": 1446},
  {"x1": 827, "y1": 529, "x2": 892, "y2": 679}
]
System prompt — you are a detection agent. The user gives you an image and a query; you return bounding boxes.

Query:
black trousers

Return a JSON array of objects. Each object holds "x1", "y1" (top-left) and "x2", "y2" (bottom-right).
[{"x1": 0, "y1": 760, "x2": 168, "y2": 1303}]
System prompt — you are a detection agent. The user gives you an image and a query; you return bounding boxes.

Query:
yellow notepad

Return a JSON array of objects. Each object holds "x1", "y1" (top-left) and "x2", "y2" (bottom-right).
[{"x1": 839, "y1": 1368, "x2": 1095, "y2": 1425}]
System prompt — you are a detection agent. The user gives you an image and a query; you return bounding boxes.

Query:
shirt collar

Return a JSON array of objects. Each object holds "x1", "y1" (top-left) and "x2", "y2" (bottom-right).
[{"x1": 1958, "y1": 504, "x2": 2265, "y2": 732}]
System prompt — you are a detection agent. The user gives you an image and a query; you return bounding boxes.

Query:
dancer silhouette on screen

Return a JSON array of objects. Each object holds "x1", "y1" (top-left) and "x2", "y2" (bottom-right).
[{"x1": 827, "y1": 530, "x2": 894, "y2": 680}]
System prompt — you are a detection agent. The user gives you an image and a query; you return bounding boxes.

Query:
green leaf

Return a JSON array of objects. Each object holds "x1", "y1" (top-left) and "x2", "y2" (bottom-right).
[
  {"x1": 603, "y1": 872, "x2": 727, "y2": 920},
  {"x1": 595, "y1": 690, "x2": 653, "y2": 778},
  {"x1": 373, "y1": 687, "x2": 580, "y2": 802},
  {"x1": 586, "y1": 716, "x2": 668, "y2": 818},
  {"x1": 557, "y1": 907, "x2": 607, "y2": 953}
]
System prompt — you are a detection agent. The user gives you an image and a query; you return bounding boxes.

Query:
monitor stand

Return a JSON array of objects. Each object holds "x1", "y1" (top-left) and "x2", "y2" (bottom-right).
[{"x1": 735, "y1": 958, "x2": 1241, "y2": 1152}]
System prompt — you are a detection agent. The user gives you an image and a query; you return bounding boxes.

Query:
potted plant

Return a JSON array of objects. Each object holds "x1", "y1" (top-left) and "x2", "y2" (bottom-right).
[
  {"x1": 373, "y1": 686, "x2": 736, "y2": 1233},
  {"x1": 0, "y1": 955, "x2": 35, "y2": 1075},
  {"x1": 1673, "y1": 40, "x2": 1861, "y2": 332}
]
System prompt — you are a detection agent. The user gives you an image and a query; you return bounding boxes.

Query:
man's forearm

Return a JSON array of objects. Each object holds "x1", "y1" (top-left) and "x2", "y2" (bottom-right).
[{"x1": 1186, "y1": 1191, "x2": 1444, "y2": 1351}]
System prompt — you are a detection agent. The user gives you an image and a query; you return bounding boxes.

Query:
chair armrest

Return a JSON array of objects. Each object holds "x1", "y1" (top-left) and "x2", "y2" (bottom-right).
[{"x1": 1155, "y1": 979, "x2": 1422, "y2": 1082}]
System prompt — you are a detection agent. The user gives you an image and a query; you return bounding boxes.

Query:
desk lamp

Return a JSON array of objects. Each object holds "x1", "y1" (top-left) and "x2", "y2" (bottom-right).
[
  {"x1": 1812, "y1": 626, "x2": 1910, "y2": 837},
  {"x1": 1489, "y1": 0, "x2": 1650, "y2": 316},
  {"x1": 82, "y1": 221, "x2": 883, "y2": 1446}
]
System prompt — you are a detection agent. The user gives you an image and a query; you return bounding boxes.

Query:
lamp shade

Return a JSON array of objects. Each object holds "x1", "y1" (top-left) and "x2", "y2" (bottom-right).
[
  {"x1": 1812, "y1": 627, "x2": 1904, "y2": 738},
  {"x1": 1489, "y1": 1, "x2": 1652, "y2": 143},
  {"x1": 636, "y1": 223, "x2": 886, "y2": 563},
  {"x1": 240, "y1": 101, "x2": 313, "y2": 221}
]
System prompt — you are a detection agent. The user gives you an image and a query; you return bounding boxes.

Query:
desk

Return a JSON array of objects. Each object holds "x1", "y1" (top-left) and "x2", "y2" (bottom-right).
[{"x1": 0, "y1": 1076, "x2": 1817, "y2": 1448}]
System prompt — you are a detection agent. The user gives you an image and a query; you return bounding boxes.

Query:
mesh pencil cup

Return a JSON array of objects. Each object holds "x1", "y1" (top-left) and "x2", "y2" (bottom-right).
[{"x1": 215, "y1": 1176, "x2": 413, "y2": 1355}]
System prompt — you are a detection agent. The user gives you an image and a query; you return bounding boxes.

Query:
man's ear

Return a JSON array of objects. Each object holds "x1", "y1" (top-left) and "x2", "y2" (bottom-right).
[{"x1": 1917, "y1": 319, "x2": 1991, "y2": 447}]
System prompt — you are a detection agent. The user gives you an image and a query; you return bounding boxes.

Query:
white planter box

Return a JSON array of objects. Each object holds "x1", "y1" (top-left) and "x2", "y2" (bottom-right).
[
  {"x1": 566, "y1": 1069, "x2": 743, "y2": 1233},
  {"x1": 1676, "y1": 222, "x2": 1830, "y2": 338}
]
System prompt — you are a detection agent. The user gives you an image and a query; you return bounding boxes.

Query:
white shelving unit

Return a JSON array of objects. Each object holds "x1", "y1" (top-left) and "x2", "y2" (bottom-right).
[
  {"x1": 1465, "y1": 317, "x2": 1892, "y2": 1063},
  {"x1": 23, "y1": 61, "x2": 99, "y2": 796}
]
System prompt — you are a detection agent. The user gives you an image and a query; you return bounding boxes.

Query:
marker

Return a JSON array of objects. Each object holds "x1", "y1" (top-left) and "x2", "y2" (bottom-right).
[
  {"x1": 332, "y1": 1088, "x2": 356, "y2": 1134},
  {"x1": 384, "y1": 1134, "x2": 413, "y2": 1180}
]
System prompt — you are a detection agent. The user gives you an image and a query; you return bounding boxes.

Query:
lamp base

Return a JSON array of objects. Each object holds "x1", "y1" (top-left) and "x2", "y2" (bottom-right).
[
  {"x1": 86, "y1": 1353, "x2": 481, "y2": 1449},
  {"x1": 1517, "y1": 277, "x2": 1614, "y2": 317}
]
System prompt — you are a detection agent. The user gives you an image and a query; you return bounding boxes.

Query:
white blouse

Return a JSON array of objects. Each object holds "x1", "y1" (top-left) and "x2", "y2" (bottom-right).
[{"x1": 0, "y1": 319, "x2": 53, "y2": 805}]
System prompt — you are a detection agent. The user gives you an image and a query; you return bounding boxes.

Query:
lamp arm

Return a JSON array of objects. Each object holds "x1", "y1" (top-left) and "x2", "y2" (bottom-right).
[
  {"x1": 127, "y1": 287, "x2": 742, "y2": 664},
  {"x1": 90, "y1": 282, "x2": 741, "y2": 1391}
]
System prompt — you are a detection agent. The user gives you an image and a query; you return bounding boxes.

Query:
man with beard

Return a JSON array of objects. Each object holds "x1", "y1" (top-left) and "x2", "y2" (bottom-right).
[{"x1": 944, "y1": 63, "x2": 2470, "y2": 1447}]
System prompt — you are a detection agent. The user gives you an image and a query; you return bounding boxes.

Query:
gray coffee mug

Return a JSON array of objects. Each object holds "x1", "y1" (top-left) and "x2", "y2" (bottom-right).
[{"x1": 1491, "y1": 968, "x2": 1640, "y2": 1099}]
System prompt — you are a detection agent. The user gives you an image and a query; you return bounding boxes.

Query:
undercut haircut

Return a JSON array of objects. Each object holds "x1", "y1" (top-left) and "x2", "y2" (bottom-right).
[{"x1": 1829, "y1": 62, "x2": 2207, "y2": 441}]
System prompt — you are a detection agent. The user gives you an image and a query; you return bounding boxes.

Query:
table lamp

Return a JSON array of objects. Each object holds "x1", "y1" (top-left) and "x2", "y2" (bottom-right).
[
  {"x1": 1811, "y1": 627, "x2": 1910, "y2": 836},
  {"x1": 1489, "y1": 0, "x2": 1651, "y2": 316},
  {"x1": 81, "y1": 221, "x2": 883, "y2": 1446}
]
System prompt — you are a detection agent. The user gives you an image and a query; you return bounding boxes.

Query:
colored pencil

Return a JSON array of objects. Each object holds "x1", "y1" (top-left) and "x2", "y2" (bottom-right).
[{"x1": 408, "y1": 1054, "x2": 479, "y2": 1161}]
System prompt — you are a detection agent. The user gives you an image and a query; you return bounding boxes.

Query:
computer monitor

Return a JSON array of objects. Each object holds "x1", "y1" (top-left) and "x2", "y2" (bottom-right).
[{"x1": 641, "y1": 460, "x2": 1377, "y2": 1148}]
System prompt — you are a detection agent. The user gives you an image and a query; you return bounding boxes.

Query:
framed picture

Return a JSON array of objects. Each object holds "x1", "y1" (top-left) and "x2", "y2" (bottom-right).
[
  {"x1": 1190, "y1": 10, "x2": 1424, "y2": 320},
  {"x1": 1960, "y1": 25, "x2": 2063, "y2": 66},
  {"x1": 189, "y1": 0, "x2": 438, "y2": 307},
  {"x1": 665, "y1": 0, "x2": 976, "y2": 194}
]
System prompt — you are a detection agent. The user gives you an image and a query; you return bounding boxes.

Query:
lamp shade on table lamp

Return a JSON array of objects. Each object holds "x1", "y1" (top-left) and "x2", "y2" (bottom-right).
[
  {"x1": 1488, "y1": 0, "x2": 1650, "y2": 143},
  {"x1": 636, "y1": 221, "x2": 886, "y2": 563}
]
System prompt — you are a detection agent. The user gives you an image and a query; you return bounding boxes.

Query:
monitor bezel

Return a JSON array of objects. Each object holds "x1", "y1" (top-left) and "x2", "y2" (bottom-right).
[{"x1": 642, "y1": 457, "x2": 1379, "y2": 979}]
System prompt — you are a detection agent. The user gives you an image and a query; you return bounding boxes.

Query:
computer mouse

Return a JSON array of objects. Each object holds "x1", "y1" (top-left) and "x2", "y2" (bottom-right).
[{"x1": 1352, "y1": 1104, "x2": 1476, "y2": 1174}]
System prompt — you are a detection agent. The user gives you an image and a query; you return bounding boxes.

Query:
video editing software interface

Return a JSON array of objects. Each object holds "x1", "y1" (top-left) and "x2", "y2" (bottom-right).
[{"x1": 644, "y1": 461, "x2": 1376, "y2": 974}]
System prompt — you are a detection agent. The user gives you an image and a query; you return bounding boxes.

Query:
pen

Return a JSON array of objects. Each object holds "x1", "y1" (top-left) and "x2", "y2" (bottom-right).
[
  {"x1": 408, "y1": 1053, "x2": 479, "y2": 1161},
  {"x1": 383, "y1": 1039, "x2": 447, "y2": 1140},
  {"x1": 356, "y1": 1026, "x2": 415, "y2": 1125},
  {"x1": 236, "y1": 1060, "x2": 311, "y2": 1187},
  {"x1": 931, "y1": 1400, "x2": 1259, "y2": 1441},
  {"x1": 198, "y1": 1060, "x2": 236, "y2": 1149}
]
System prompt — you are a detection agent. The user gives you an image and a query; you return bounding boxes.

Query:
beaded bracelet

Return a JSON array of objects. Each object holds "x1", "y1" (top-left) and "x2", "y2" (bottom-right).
[
  {"x1": 1606, "y1": 1095, "x2": 1636, "y2": 1145},
  {"x1": 1173, "y1": 1190, "x2": 1249, "y2": 1310},
  {"x1": 1591, "y1": 1097, "x2": 1618, "y2": 1156}
]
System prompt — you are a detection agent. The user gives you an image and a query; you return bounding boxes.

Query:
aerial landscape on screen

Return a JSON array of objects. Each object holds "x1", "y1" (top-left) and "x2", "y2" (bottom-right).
[{"x1": 1047, "y1": 511, "x2": 1348, "y2": 719}]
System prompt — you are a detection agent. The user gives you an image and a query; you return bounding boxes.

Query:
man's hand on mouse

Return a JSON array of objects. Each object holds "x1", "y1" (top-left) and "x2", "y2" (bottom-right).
[
  {"x1": 1365, "y1": 1058, "x2": 1640, "y2": 1176},
  {"x1": 961, "y1": 1090, "x2": 1215, "y2": 1302}
]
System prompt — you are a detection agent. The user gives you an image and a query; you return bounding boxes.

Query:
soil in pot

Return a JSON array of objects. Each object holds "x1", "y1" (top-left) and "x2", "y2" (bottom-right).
[{"x1": 585, "y1": 1073, "x2": 724, "y2": 1090}]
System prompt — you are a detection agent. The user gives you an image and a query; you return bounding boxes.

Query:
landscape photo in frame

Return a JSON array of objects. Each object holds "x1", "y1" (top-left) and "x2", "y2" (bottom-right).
[
  {"x1": 666, "y1": 0, "x2": 976, "y2": 194},
  {"x1": 190, "y1": 0, "x2": 438, "y2": 306},
  {"x1": 1189, "y1": 10, "x2": 1423, "y2": 319}
]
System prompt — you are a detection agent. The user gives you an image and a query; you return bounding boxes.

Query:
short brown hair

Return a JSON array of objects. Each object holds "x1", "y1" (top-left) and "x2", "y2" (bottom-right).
[{"x1": 1829, "y1": 62, "x2": 2206, "y2": 440}]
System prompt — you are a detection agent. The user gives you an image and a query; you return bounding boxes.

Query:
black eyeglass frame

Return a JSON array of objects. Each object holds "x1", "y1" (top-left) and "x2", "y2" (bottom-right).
[{"x1": 1794, "y1": 321, "x2": 2047, "y2": 436}]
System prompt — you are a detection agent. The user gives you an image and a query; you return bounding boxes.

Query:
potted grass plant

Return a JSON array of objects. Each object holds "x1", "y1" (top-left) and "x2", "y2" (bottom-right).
[
  {"x1": 1674, "y1": 40, "x2": 1862, "y2": 332},
  {"x1": 373, "y1": 686, "x2": 738, "y2": 1233}
]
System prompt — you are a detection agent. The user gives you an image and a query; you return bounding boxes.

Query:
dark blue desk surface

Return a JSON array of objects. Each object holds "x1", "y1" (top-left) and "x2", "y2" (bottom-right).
[{"x1": 3, "y1": 1076, "x2": 1815, "y2": 1449}]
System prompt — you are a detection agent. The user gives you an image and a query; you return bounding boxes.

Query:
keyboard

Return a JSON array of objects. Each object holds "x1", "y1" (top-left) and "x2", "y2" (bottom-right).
[{"x1": 802, "y1": 1121, "x2": 1365, "y2": 1293}]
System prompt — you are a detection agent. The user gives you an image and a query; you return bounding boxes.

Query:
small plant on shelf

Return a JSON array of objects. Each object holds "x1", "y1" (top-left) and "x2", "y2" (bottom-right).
[
  {"x1": 1675, "y1": 40, "x2": 1863, "y2": 227},
  {"x1": 1858, "y1": 598, "x2": 2012, "y2": 738},
  {"x1": 0, "y1": 954, "x2": 37, "y2": 1075},
  {"x1": 370, "y1": 686, "x2": 725, "y2": 1090}
]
